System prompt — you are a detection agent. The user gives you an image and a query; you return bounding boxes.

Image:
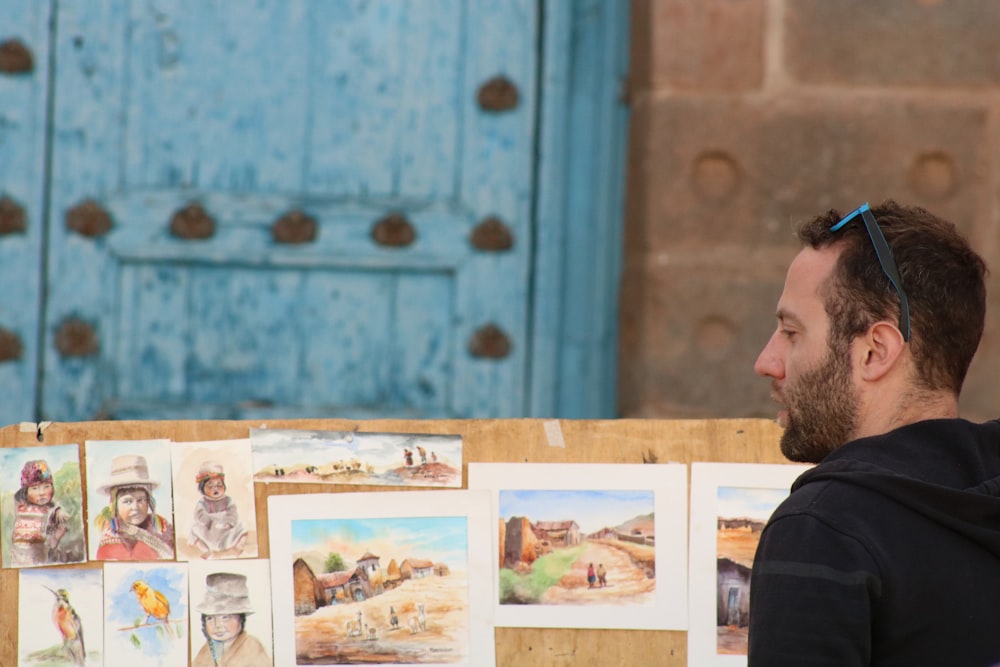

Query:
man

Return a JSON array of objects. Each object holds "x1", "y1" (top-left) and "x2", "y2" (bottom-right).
[{"x1": 748, "y1": 200, "x2": 1000, "y2": 666}]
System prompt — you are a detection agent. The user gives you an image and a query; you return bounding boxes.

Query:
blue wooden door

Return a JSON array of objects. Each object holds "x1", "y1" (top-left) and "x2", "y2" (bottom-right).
[
  {"x1": 0, "y1": 1, "x2": 629, "y2": 423},
  {"x1": 42, "y1": 0, "x2": 539, "y2": 420}
]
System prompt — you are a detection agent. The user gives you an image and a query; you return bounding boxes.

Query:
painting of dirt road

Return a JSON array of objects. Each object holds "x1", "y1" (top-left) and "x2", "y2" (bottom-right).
[
  {"x1": 715, "y1": 486, "x2": 789, "y2": 655},
  {"x1": 498, "y1": 489, "x2": 655, "y2": 607},
  {"x1": 290, "y1": 516, "x2": 471, "y2": 664},
  {"x1": 469, "y1": 462, "x2": 689, "y2": 631}
]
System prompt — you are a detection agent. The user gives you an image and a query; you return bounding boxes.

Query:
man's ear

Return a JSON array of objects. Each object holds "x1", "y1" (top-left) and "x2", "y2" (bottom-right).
[{"x1": 858, "y1": 321, "x2": 907, "y2": 381}]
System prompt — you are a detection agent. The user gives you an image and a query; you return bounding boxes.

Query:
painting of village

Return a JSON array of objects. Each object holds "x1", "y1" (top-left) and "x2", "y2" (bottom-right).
[
  {"x1": 715, "y1": 486, "x2": 790, "y2": 655},
  {"x1": 251, "y1": 428, "x2": 462, "y2": 487},
  {"x1": 688, "y1": 462, "x2": 807, "y2": 666},
  {"x1": 287, "y1": 515, "x2": 472, "y2": 664},
  {"x1": 498, "y1": 489, "x2": 655, "y2": 607}
]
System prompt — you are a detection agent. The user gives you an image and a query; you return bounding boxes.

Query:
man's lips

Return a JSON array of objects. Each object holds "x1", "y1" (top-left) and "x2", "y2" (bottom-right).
[{"x1": 770, "y1": 387, "x2": 787, "y2": 426}]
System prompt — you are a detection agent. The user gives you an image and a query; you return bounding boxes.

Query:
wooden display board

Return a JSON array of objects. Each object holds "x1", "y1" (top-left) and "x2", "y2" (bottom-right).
[{"x1": 0, "y1": 417, "x2": 785, "y2": 666}]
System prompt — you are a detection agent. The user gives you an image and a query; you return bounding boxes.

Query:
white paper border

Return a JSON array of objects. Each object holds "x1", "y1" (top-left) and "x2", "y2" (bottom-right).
[
  {"x1": 268, "y1": 490, "x2": 494, "y2": 667},
  {"x1": 687, "y1": 462, "x2": 811, "y2": 667},
  {"x1": 468, "y1": 462, "x2": 688, "y2": 630}
]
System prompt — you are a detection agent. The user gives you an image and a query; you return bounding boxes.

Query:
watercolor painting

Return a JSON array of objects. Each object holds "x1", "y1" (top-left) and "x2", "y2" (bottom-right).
[
  {"x1": 188, "y1": 558, "x2": 273, "y2": 667},
  {"x1": 85, "y1": 440, "x2": 176, "y2": 561},
  {"x1": 171, "y1": 438, "x2": 259, "y2": 561},
  {"x1": 468, "y1": 462, "x2": 689, "y2": 630},
  {"x1": 104, "y1": 561, "x2": 188, "y2": 666},
  {"x1": 687, "y1": 462, "x2": 811, "y2": 667},
  {"x1": 19, "y1": 567, "x2": 103, "y2": 666},
  {"x1": 268, "y1": 490, "x2": 494, "y2": 666},
  {"x1": 0, "y1": 443, "x2": 86, "y2": 568},
  {"x1": 251, "y1": 428, "x2": 462, "y2": 488}
]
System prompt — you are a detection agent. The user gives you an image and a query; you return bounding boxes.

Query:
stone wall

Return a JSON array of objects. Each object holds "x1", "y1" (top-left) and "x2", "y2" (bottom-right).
[{"x1": 620, "y1": 0, "x2": 1000, "y2": 421}]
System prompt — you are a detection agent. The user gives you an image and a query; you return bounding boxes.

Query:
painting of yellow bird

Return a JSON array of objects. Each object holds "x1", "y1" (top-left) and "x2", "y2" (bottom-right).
[{"x1": 130, "y1": 579, "x2": 175, "y2": 637}]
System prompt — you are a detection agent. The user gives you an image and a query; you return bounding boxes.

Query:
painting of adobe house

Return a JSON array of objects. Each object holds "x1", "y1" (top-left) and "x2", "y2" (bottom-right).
[
  {"x1": 268, "y1": 490, "x2": 493, "y2": 666},
  {"x1": 251, "y1": 428, "x2": 462, "y2": 488},
  {"x1": 469, "y1": 462, "x2": 689, "y2": 631},
  {"x1": 687, "y1": 462, "x2": 810, "y2": 667}
]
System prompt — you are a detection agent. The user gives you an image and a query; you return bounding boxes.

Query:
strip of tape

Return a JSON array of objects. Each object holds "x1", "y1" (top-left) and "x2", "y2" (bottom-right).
[
  {"x1": 543, "y1": 419, "x2": 566, "y2": 448},
  {"x1": 18, "y1": 422, "x2": 36, "y2": 433}
]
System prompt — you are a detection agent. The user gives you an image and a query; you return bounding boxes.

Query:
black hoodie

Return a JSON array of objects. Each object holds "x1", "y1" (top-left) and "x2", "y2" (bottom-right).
[{"x1": 748, "y1": 419, "x2": 1000, "y2": 667}]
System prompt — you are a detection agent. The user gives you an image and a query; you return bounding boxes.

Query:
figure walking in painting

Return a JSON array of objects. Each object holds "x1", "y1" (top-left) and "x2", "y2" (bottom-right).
[
  {"x1": 189, "y1": 462, "x2": 248, "y2": 559},
  {"x1": 95, "y1": 455, "x2": 175, "y2": 560},
  {"x1": 417, "y1": 446, "x2": 427, "y2": 465},
  {"x1": 597, "y1": 563, "x2": 607, "y2": 588},
  {"x1": 404, "y1": 449, "x2": 414, "y2": 467},
  {"x1": 587, "y1": 563, "x2": 596, "y2": 588},
  {"x1": 389, "y1": 606, "x2": 399, "y2": 630},
  {"x1": 11, "y1": 460, "x2": 69, "y2": 566},
  {"x1": 193, "y1": 572, "x2": 271, "y2": 667},
  {"x1": 130, "y1": 579, "x2": 176, "y2": 637},
  {"x1": 45, "y1": 586, "x2": 85, "y2": 666}
]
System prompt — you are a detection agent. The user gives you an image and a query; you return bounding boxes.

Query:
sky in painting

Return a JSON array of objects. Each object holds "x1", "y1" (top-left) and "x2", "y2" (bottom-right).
[
  {"x1": 717, "y1": 486, "x2": 789, "y2": 521},
  {"x1": 499, "y1": 489, "x2": 653, "y2": 535},
  {"x1": 292, "y1": 516, "x2": 468, "y2": 568},
  {"x1": 251, "y1": 428, "x2": 462, "y2": 470}
]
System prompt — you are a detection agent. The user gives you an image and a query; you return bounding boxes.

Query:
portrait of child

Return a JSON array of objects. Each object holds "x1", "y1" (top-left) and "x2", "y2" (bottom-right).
[
  {"x1": 171, "y1": 438, "x2": 258, "y2": 561},
  {"x1": 0, "y1": 444, "x2": 86, "y2": 568},
  {"x1": 190, "y1": 461, "x2": 249, "y2": 559}
]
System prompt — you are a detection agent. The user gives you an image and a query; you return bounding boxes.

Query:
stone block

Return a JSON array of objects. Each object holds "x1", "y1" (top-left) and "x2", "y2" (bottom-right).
[
  {"x1": 785, "y1": 0, "x2": 1000, "y2": 86},
  {"x1": 633, "y1": 0, "x2": 766, "y2": 92},
  {"x1": 630, "y1": 95, "x2": 989, "y2": 252},
  {"x1": 618, "y1": 247, "x2": 792, "y2": 418}
]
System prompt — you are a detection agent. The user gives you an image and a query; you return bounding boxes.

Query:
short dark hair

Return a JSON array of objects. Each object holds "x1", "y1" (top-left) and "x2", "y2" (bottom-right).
[{"x1": 797, "y1": 199, "x2": 987, "y2": 394}]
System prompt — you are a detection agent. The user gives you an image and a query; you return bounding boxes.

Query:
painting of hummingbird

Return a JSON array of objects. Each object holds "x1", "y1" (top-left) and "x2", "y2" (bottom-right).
[
  {"x1": 130, "y1": 579, "x2": 176, "y2": 637},
  {"x1": 44, "y1": 586, "x2": 86, "y2": 666}
]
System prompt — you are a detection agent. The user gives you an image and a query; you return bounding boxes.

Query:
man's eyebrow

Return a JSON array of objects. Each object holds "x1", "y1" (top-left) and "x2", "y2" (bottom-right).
[{"x1": 775, "y1": 308, "x2": 804, "y2": 327}]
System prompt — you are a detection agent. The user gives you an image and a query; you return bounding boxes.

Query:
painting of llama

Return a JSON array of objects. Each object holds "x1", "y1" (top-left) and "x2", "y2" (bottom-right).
[{"x1": 268, "y1": 490, "x2": 494, "y2": 666}]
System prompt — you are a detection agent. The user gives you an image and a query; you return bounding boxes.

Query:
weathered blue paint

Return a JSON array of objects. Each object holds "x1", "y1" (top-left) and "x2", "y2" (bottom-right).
[
  {"x1": 0, "y1": 5, "x2": 49, "y2": 423},
  {"x1": 530, "y1": 0, "x2": 630, "y2": 417},
  {"x1": 0, "y1": 0, "x2": 629, "y2": 424}
]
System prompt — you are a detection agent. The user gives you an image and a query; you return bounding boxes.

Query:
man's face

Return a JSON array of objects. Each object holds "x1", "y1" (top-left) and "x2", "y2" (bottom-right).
[{"x1": 754, "y1": 246, "x2": 859, "y2": 463}]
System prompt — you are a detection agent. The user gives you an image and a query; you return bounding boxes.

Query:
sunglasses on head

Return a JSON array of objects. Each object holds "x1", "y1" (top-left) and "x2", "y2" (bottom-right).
[{"x1": 829, "y1": 202, "x2": 911, "y2": 342}]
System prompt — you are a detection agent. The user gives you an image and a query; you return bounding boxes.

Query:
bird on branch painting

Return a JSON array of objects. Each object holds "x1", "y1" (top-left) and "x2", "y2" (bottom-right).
[{"x1": 130, "y1": 579, "x2": 176, "y2": 637}]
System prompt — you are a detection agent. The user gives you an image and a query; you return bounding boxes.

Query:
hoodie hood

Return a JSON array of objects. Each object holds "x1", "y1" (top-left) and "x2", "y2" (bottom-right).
[{"x1": 793, "y1": 418, "x2": 1000, "y2": 557}]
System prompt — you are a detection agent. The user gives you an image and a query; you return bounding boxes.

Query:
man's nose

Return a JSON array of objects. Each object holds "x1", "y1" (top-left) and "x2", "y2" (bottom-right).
[{"x1": 754, "y1": 333, "x2": 783, "y2": 379}]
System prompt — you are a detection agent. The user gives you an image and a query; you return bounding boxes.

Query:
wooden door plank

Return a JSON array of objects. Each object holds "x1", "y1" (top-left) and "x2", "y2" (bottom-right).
[{"x1": 0, "y1": 3, "x2": 51, "y2": 424}]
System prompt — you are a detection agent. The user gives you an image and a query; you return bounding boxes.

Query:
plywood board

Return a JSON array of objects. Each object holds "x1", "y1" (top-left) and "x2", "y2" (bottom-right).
[{"x1": 0, "y1": 417, "x2": 784, "y2": 666}]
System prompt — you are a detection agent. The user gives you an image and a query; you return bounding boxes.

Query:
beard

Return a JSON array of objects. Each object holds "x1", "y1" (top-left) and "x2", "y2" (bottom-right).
[{"x1": 778, "y1": 339, "x2": 859, "y2": 463}]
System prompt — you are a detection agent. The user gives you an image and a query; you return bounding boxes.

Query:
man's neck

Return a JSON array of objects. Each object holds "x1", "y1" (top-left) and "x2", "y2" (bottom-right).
[{"x1": 854, "y1": 387, "x2": 959, "y2": 441}]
